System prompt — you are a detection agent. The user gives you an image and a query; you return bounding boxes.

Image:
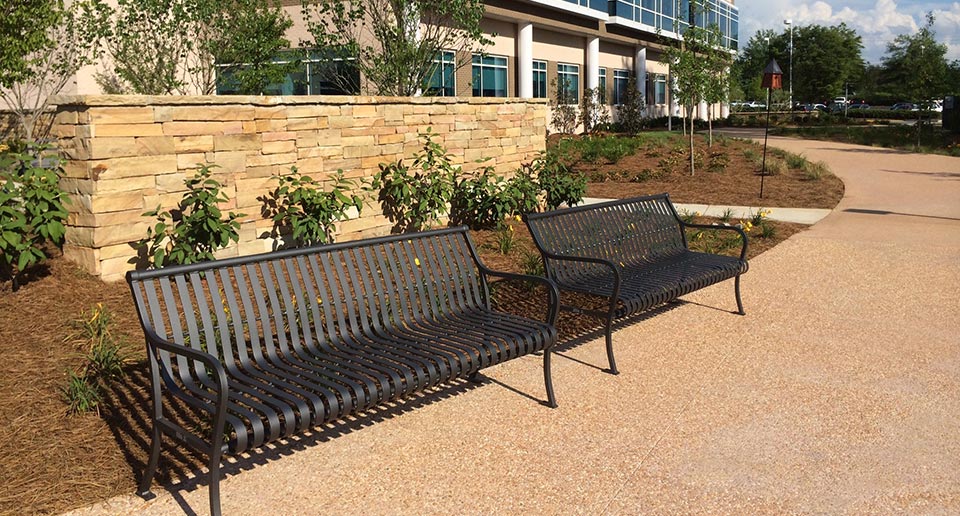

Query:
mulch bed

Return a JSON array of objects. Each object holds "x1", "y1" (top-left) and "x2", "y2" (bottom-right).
[
  {"x1": 0, "y1": 132, "x2": 837, "y2": 515},
  {"x1": 574, "y1": 132, "x2": 844, "y2": 209}
]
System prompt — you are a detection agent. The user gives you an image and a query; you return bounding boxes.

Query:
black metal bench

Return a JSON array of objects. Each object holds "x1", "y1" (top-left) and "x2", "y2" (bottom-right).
[
  {"x1": 524, "y1": 194, "x2": 747, "y2": 374},
  {"x1": 126, "y1": 226, "x2": 559, "y2": 516}
]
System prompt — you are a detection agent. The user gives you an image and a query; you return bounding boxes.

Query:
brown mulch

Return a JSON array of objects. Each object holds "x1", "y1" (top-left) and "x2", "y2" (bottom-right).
[
  {"x1": 572, "y1": 132, "x2": 844, "y2": 209},
  {"x1": 0, "y1": 132, "x2": 833, "y2": 514}
]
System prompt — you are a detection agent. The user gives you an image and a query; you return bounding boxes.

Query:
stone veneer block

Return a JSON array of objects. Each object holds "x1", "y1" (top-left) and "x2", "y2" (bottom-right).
[{"x1": 49, "y1": 95, "x2": 547, "y2": 280}]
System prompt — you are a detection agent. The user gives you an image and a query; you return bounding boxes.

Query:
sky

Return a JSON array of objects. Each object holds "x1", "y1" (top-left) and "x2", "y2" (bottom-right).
[{"x1": 735, "y1": 0, "x2": 960, "y2": 63}]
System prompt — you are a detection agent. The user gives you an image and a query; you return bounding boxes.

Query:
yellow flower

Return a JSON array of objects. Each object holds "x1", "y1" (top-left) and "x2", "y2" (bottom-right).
[
  {"x1": 694, "y1": 211, "x2": 701, "y2": 217},
  {"x1": 514, "y1": 215, "x2": 522, "y2": 222},
  {"x1": 316, "y1": 296, "x2": 323, "y2": 305},
  {"x1": 508, "y1": 225, "x2": 514, "y2": 232},
  {"x1": 415, "y1": 257, "x2": 421, "y2": 266}
]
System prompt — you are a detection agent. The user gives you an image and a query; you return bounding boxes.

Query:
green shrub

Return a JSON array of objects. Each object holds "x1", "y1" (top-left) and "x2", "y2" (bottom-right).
[
  {"x1": 63, "y1": 372, "x2": 102, "y2": 415},
  {"x1": 504, "y1": 167, "x2": 541, "y2": 215},
  {"x1": 370, "y1": 129, "x2": 458, "y2": 232},
  {"x1": 451, "y1": 167, "x2": 518, "y2": 230},
  {"x1": 764, "y1": 160, "x2": 787, "y2": 176},
  {"x1": 535, "y1": 150, "x2": 586, "y2": 210},
  {"x1": 262, "y1": 167, "x2": 363, "y2": 247},
  {"x1": 139, "y1": 164, "x2": 244, "y2": 268},
  {"x1": 707, "y1": 152, "x2": 730, "y2": 173},
  {"x1": 0, "y1": 143, "x2": 70, "y2": 291}
]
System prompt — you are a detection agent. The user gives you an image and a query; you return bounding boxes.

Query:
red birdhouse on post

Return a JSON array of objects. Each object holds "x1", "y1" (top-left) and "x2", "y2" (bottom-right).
[{"x1": 761, "y1": 59, "x2": 783, "y2": 90}]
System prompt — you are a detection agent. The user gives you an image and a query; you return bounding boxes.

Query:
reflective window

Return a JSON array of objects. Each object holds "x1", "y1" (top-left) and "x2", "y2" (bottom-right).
[
  {"x1": 533, "y1": 60, "x2": 548, "y2": 99},
  {"x1": 425, "y1": 51, "x2": 456, "y2": 96},
  {"x1": 557, "y1": 63, "x2": 580, "y2": 104},
  {"x1": 472, "y1": 54, "x2": 508, "y2": 97}
]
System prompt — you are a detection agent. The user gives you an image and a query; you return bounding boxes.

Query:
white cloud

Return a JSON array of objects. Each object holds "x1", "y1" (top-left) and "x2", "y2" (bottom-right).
[{"x1": 738, "y1": 0, "x2": 960, "y2": 62}]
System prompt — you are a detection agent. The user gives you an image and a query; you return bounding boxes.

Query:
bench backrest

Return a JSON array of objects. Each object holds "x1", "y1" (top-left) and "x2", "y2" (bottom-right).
[
  {"x1": 524, "y1": 194, "x2": 686, "y2": 281},
  {"x1": 126, "y1": 227, "x2": 488, "y2": 374}
]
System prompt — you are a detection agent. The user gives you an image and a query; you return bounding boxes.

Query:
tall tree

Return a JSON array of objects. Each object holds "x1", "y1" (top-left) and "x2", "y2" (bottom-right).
[
  {"x1": 881, "y1": 12, "x2": 948, "y2": 102},
  {"x1": 93, "y1": 0, "x2": 294, "y2": 95},
  {"x1": 735, "y1": 24, "x2": 863, "y2": 104},
  {"x1": 0, "y1": 0, "x2": 103, "y2": 141},
  {"x1": 881, "y1": 12, "x2": 948, "y2": 149},
  {"x1": 0, "y1": 0, "x2": 61, "y2": 89},
  {"x1": 301, "y1": 0, "x2": 491, "y2": 96}
]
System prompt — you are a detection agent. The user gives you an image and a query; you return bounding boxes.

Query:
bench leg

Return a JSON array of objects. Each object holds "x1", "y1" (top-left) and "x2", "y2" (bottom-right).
[
  {"x1": 604, "y1": 319, "x2": 619, "y2": 375},
  {"x1": 735, "y1": 275, "x2": 745, "y2": 315},
  {"x1": 467, "y1": 371, "x2": 484, "y2": 384},
  {"x1": 543, "y1": 349, "x2": 557, "y2": 408},
  {"x1": 209, "y1": 457, "x2": 222, "y2": 516},
  {"x1": 136, "y1": 422, "x2": 162, "y2": 499}
]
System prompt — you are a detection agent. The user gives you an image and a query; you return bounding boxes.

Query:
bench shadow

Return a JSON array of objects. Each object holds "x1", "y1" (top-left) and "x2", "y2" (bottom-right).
[
  {"x1": 844, "y1": 207, "x2": 960, "y2": 222},
  {"x1": 102, "y1": 363, "x2": 489, "y2": 515}
]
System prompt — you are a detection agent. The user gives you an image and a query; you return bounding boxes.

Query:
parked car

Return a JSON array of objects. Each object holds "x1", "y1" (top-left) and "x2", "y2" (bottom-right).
[
  {"x1": 922, "y1": 100, "x2": 943, "y2": 112},
  {"x1": 832, "y1": 96, "x2": 848, "y2": 105},
  {"x1": 890, "y1": 102, "x2": 918, "y2": 111},
  {"x1": 848, "y1": 103, "x2": 870, "y2": 110},
  {"x1": 797, "y1": 103, "x2": 827, "y2": 112}
]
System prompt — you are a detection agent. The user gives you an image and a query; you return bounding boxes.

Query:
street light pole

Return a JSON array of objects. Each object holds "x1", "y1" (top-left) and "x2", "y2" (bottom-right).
[{"x1": 784, "y1": 19, "x2": 793, "y2": 109}]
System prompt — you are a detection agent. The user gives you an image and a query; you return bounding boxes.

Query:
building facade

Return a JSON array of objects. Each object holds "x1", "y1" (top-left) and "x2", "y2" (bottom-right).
[{"x1": 51, "y1": 0, "x2": 739, "y2": 122}]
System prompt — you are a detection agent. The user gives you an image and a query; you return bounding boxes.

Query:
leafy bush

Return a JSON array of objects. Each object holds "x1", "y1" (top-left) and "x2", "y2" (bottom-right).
[
  {"x1": 707, "y1": 152, "x2": 730, "y2": 172},
  {"x1": 138, "y1": 164, "x2": 244, "y2": 268},
  {"x1": 504, "y1": 167, "x2": 541, "y2": 215},
  {"x1": 533, "y1": 150, "x2": 586, "y2": 210},
  {"x1": 370, "y1": 130, "x2": 457, "y2": 232},
  {"x1": 0, "y1": 143, "x2": 70, "y2": 291},
  {"x1": 549, "y1": 77, "x2": 578, "y2": 134},
  {"x1": 580, "y1": 87, "x2": 610, "y2": 134},
  {"x1": 450, "y1": 167, "x2": 517, "y2": 230},
  {"x1": 262, "y1": 167, "x2": 363, "y2": 248},
  {"x1": 616, "y1": 76, "x2": 646, "y2": 134}
]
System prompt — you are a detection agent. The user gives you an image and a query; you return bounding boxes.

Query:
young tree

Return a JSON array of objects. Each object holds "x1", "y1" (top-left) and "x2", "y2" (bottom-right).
[
  {"x1": 617, "y1": 76, "x2": 646, "y2": 134},
  {"x1": 301, "y1": 0, "x2": 491, "y2": 96},
  {"x1": 701, "y1": 25, "x2": 729, "y2": 147},
  {"x1": 0, "y1": 0, "x2": 104, "y2": 141},
  {"x1": 579, "y1": 86, "x2": 609, "y2": 133},
  {"x1": 1, "y1": 0, "x2": 60, "y2": 89},
  {"x1": 882, "y1": 12, "x2": 948, "y2": 150},
  {"x1": 549, "y1": 77, "x2": 578, "y2": 134},
  {"x1": 94, "y1": 0, "x2": 294, "y2": 95}
]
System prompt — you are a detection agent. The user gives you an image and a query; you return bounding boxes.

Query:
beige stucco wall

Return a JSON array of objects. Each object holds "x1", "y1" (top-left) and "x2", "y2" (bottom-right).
[{"x1": 51, "y1": 95, "x2": 547, "y2": 281}]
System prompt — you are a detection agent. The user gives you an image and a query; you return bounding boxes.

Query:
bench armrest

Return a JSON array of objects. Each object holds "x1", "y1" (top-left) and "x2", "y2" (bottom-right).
[
  {"x1": 478, "y1": 266, "x2": 560, "y2": 326},
  {"x1": 679, "y1": 221, "x2": 749, "y2": 261},
  {"x1": 143, "y1": 328, "x2": 230, "y2": 441}
]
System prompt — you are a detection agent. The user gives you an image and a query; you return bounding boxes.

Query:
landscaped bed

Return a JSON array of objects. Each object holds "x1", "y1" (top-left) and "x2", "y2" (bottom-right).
[{"x1": 0, "y1": 130, "x2": 840, "y2": 515}]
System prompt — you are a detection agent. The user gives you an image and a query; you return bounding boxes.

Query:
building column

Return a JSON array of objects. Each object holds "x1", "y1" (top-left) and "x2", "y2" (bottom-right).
[
  {"x1": 586, "y1": 37, "x2": 600, "y2": 92},
  {"x1": 699, "y1": 100, "x2": 708, "y2": 120},
  {"x1": 518, "y1": 22, "x2": 534, "y2": 98},
  {"x1": 635, "y1": 47, "x2": 647, "y2": 103}
]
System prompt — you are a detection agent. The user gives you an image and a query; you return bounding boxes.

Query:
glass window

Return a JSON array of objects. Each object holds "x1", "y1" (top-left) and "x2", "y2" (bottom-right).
[
  {"x1": 216, "y1": 50, "x2": 359, "y2": 95},
  {"x1": 655, "y1": 74, "x2": 667, "y2": 105},
  {"x1": 472, "y1": 54, "x2": 508, "y2": 97},
  {"x1": 557, "y1": 63, "x2": 580, "y2": 104},
  {"x1": 613, "y1": 69, "x2": 630, "y2": 105},
  {"x1": 425, "y1": 51, "x2": 456, "y2": 96},
  {"x1": 533, "y1": 60, "x2": 547, "y2": 99},
  {"x1": 598, "y1": 68, "x2": 607, "y2": 104}
]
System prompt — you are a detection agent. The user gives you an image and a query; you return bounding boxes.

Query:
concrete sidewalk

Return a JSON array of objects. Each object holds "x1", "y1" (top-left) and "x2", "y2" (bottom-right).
[
  {"x1": 66, "y1": 137, "x2": 960, "y2": 515},
  {"x1": 581, "y1": 197, "x2": 831, "y2": 225}
]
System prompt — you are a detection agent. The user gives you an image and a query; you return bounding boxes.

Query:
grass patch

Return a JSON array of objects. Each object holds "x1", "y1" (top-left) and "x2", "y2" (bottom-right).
[{"x1": 772, "y1": 125, "x2": 960, "y2": 156}]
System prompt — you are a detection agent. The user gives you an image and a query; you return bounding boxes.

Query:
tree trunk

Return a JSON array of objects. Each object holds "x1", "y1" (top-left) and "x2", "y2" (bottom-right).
[
  {"x1": 708, "y1": 104, "x2": 713, "y2": 148},
  {"x1": 690, "y1": 102, "x2": 696, "y2": 176},
  {"x1": 915, "y1": 111, "x2": 922, "y2": 152}
]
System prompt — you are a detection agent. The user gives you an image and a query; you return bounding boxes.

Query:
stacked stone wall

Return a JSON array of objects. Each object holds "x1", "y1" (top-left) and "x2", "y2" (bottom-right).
[{"x1": 51, "y1": 95, "x2": 547, "y2": 281}]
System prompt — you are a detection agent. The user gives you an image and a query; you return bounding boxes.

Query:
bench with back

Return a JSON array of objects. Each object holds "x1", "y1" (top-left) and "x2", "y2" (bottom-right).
[
  {"x1": 126, "y1": 226, "x2": 559, "y2": 516},
  {"x1": 524, "y1": 194, "x2": 748, "y2": 374}
]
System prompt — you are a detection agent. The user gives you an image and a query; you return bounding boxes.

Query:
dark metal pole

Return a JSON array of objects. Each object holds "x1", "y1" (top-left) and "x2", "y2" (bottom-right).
[{"x1": 760, "y1": 87, "x2": 771, "y2": 198}]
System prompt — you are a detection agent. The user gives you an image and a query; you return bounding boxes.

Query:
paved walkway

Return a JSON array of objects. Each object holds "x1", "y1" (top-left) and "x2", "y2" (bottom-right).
[{"x1": 67, "y1": 136, "x2": 960, "y2": 515}]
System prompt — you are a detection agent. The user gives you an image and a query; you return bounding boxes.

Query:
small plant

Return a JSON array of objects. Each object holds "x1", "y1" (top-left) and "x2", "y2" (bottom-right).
[
  {"x1": 139, "y1": 164, "x2": 244, "y2": 268},
  {"x1": 63, "y1": 304, "x2": 130, "y2": 415},
  {"x1": 785, "y1": 152, "x2": 808, "y2": 169},
  {"x1": 262, "y1": 167, "x2": 363, "y2": 248},
  {"x1": 758, "y1": 221, "x2": 777, "y2": 239},
  {"x1": 505, "y1": 166, "x2": 541, "y2": 215},
  {"x1": 519, "y1": 247, "x2": 545, "y2": 277},
  {"x1": 494, "y1": 224, "x2": 516, "y2": 254},
  {"x1": 743, "y1": 148, "x2": 758, "y2": 161},
  {"x1": 370, "y1": 129, "x2": 457, "y2": 232},
  {"x1": 707, "y1": 151, "x2": 730, "y2": 172},
  {"x1": 630, "y1": 168, "x2": 658, "y2": 183},
  {"x1": 803, "y1": 160, "x2": 828, "y2": 181},
  {"x1": 677, "y1": 209, "x2": 699, "y2": 224},
  {"x1": 765, "y1": 160, "x2": 787, "y2": 176},
  {"x1": 0, "y1": 142, "x2": 70, "y2": 291},
  {"x1": 719, "y1": 208, "x2": 734, "y2": 223},
  {"x1": 750, "y1": 208, "x2": 771, "y2": 226},
  {"x1": 549, "y1": 77, "x2": 578, "y2": 134},
  {"x1": 63, "y1": 372, "x2": 102, "y2": 415}
]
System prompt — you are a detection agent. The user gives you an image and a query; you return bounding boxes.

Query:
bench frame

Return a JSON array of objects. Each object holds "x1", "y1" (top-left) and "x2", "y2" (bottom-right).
[
  {"x1": 525, "y1": 194, "x2": 747, "y2": 374},
  {"x1": 127, "y1": 226, "x2": 559, "y2": 516}
]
